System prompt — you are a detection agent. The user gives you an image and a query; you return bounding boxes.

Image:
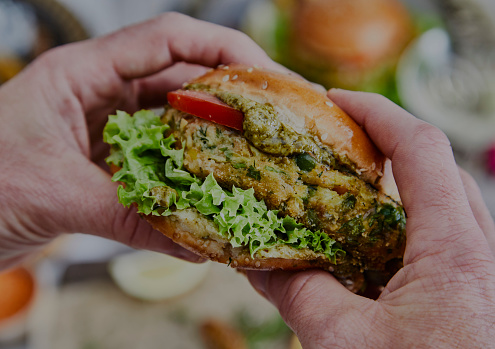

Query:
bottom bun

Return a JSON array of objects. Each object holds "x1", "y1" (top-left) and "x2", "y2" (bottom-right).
[{"x1": 144, "y1": 208, "x2": 364, "y2": 292}]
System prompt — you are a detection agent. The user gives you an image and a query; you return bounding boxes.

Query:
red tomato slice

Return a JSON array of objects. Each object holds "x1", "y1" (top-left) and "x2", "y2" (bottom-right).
[{"x1": 167, "y1": 90, "x2": 244, "y2": 131}]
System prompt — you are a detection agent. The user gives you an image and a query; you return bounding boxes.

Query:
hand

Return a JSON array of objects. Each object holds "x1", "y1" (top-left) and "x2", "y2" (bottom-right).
[
  {"x1": 248, "y1": 90, "x2": 495, "y2": 348},
  {"x1": 0, "y1": 12, "x2": 283, "y2": 268}
]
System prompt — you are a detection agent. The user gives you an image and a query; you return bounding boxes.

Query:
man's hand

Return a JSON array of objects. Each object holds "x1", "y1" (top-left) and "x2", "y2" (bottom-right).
[
  {"x1": 248, "y1": 90, "x2": 495, "y2": 348},
  {"x1": 0, "y1": 12, "x2": 283, "y2": 268}
]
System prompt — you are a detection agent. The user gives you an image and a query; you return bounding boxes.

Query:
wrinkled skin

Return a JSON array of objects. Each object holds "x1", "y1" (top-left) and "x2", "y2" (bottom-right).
[
  {"x1": 0, "y1": 12, "x2": 285, "y2": 268},
  {"x1": 248, "y1": 90, "x2": 495, "y2": 348}
]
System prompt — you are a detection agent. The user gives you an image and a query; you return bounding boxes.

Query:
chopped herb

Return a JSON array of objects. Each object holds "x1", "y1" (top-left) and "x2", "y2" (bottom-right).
[
  {"x1": 196, "y1": 126, "x2": 213, "y2": 149},
  {"x1": 247, "y1": 165, "x2": 261, "y2": 180},
  {"x1": 339, "y1": 217, "x2": 365, "y2": 244},
  {"x1": 341, "y1": 193, "x2": 357, "y2": 212},
  {"x1": 198, "y1": 135, "x2": 209, "y2": 143},
  {"x1": 198, "y1": 126, "x2": 208, "y2": 138},
  {"x1": 232, "y1": 162, "x2": 247, "y2": 169},
  {"x1": 216, "y1": 127, "x2": 222, "y2": 138},
  {"x1": 306, "y1": 209, "x2": 319, "y2": 228},
  {"x1": 296, "y1": 152, "x2": 317, "y2": 172},
  {"x1": 265, "y1": 166, "x2": 288, "y2": 176},
  {"x1": 307, "y1": 185, "x2": 318, "y2": 197},
  {"x1": 369, "y1": 204, "x2": 406, "y2": 239},
  {"x1": 220, "y1": 147, "x2": 234, "y2": 162}
]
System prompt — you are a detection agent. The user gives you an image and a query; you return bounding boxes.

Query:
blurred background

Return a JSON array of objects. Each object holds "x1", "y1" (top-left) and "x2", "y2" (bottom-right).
[{"x1": 0, "y1": 0, "x2": 494, "y2": 348}]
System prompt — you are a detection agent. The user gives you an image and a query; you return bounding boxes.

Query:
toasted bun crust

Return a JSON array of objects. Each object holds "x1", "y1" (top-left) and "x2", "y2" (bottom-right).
[
  {"x1": 145, "y1": 214, "x2": 332, "y2": 270},
  {"x1": 144, "y1": 212, "x2": 363, "y2": 292},
  {"x1": 190, "y1": 64, "x2": 399, "y2": 200}
]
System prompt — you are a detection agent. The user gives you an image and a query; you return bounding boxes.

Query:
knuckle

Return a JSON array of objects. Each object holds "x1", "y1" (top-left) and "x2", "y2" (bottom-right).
[
  {"x1": 35, "y1": 45, "x2": 69, "y2": 67},
  {"x1": 154, "y1": 12, "x2": 198, "y2": 34},
  {"x1": 31, "y1": 43, "x2": 81, "y2": 77},
  {"x1": 364, "y1": 92, "x2": 397, "y2": 111},
  {"x1": 158, "y1": 11, "x2": 187, "y2": 24},
  {"x1": 31, "y1": 48, "x2": 61, "y2": 71},
  {"x1": 412, "y1": 122, "x2": 451, "y2": 150},
  {"x1": 394, "y1": 121, "x2": 454, "y2": 172},
  {"x1": 232, "y1": 30, "x2": 253, "y2": 43},
  {"x1": 221, "y1": 27, "x2": 258, "y2": 49},
  {"x1": 369, "y1": 92, "x2": 391, "y2": 104}
]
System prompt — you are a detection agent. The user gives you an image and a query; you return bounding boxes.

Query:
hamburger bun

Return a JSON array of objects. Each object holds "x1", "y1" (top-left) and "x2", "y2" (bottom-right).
[{"x1": 106, "y1": 64, "x2": 405, "y2": 291}]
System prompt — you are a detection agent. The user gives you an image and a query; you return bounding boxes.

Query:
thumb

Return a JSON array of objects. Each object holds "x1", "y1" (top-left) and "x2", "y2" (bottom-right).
[
  {"x1": 247, "y1": 270, "x2": 377, "y2": 347},
  {"x1": 56, "y1": 154, "x2": 202, "y2": 262}
]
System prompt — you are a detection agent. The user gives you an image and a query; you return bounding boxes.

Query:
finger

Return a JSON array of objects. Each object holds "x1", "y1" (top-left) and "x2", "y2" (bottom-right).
[
  {"x1": 100, "y1": 12, "x2": 282, "y2": 80},
  {"x1": 88, "y1": 63, "x2": 209, "y2": 167},
  {"x1": 135, "y1": 62, "x2": 297, "y2": 109},
  {"x1": 327, "y1": 89, "x2": 487, "y2": 260},
  {"x1": 89, "y1": 64, "x2": 206, "y2": 166},
  {"x1": 247, "y1": 270, "x2": 376, "y2": 347},
  {"x1": 50, "y1": 152, "x2": 204, "y2": 263},
  {"x1": 458, "y1": 167, "x2": 495, "y2": 253},
  {"x1": 68, "y1": 12, "x2": 281, "y2": 113},
  {"x1": 33, "y1": 12, "x2": 282, "y2": 117},
  {"x1": 136, "y1": 62, "x2": 210, "y2": 108}
]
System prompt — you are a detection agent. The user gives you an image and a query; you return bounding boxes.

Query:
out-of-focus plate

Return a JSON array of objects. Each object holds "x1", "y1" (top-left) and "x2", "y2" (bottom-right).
[
  {"x1": 0, "y1": 0, "x2": 88, "y2": 83},
  {"x1": 109, "y1": 251, "x2": 211, "y2": 302}
]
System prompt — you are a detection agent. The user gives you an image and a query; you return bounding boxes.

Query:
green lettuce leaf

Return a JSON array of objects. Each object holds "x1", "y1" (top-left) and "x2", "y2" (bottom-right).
[{"x1": 103, "y1": 110, "x2": 343, "y2": 262}]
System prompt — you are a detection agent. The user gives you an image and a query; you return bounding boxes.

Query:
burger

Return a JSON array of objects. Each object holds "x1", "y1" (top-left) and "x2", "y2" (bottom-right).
[
  {"x1": 103, "y1": 64, "x2": 406, "y2": 291},
  {"x1": 243, "y1": 0, "x2": 414, "y2": 102}
]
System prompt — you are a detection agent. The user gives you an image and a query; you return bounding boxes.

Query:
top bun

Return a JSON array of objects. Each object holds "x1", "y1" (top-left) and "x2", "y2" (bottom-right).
[{"x1": 189, "y1": 64, "x2": 399, "y2": 201}]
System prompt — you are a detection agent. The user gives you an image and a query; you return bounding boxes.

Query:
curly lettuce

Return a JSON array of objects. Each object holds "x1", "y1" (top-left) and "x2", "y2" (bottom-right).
[{"x1": 104, "y1": 110, "x2": 343, "y2": 262}]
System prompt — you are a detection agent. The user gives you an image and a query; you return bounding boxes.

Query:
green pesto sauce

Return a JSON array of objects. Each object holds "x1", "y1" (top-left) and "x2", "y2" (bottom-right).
[
  {"x1": 183, "y1": 84, "x2": 407, "y2": 266},
  {"x1": 186, "y1": 84, "x2": 356, "y2": 173},
  {"x1": 338, "y1": 204, "x2": 406, "y2": 246},
  {"x1": 217, "y1": 91, "x2": 322, "y2": 155}
]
